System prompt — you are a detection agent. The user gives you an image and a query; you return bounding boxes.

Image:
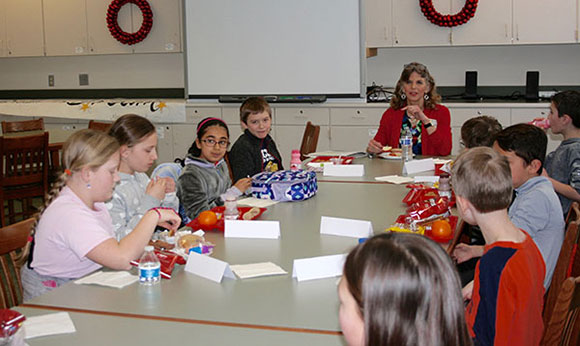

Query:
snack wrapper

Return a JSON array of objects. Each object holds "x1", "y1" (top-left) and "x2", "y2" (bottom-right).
[{"x1": 406, "y1": 197, "x2": 451, "y2": 222}]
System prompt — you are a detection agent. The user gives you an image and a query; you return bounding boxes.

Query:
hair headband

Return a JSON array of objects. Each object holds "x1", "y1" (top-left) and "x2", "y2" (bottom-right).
[{"x1": 197, "y1": 117, "x2": 226, "y2": 132}]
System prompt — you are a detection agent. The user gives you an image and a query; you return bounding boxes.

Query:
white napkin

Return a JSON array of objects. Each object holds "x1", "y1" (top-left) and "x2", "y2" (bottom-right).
[
  {"x1": 74, "y1": 271, "x2": 138, "y2": 288},
  {"x1": 230, "y1": 262, "x2": 288, "y2": 279},
  {"x1": 413, "y1": 175, "x2": 440, "y2": 183},
  {"x1": 23, "y1": 312, "x2": 76, "y2": 339},
  {"x1": 433, "y1": 158, "x2": 453, "y2": 165},
  {"x1": 237, "y1": 197, "x2": 279, "y2": 208},
  {"x1": 374, "y1": 175, "x2": 414, "y2": 184}
]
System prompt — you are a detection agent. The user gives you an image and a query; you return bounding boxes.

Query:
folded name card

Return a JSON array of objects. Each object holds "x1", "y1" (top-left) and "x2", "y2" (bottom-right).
[
  {"x1": 323, "y1": 164, "x2": 364, "y2": 177},
  {"x1": 320, "y1": 216, "x2": 373, "y2": 238},
  {"x1": 225, "y1": 220, "x2": 281, "y2": 239},
  {"x1": 403, "y1": 158, "x2": 435, "y2": 175},
  {"x1": 185, "y1": 252, "x2": 235, "y2": 283},
  {"x1": 292, "y1": 254, "x2": 347, "y2": 282}
]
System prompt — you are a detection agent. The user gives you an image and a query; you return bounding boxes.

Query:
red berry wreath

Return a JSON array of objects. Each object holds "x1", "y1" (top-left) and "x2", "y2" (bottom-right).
[
  {"x1": 419, "y1": 0, "x2": 478, "y2": 27},
  {"x1": 107, "y1": 0, "x2": 153, "y2": 45}
]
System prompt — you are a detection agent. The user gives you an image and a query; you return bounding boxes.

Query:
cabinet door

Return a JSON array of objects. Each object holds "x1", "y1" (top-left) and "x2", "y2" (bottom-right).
[
  {"x1": 392, "y1": 0, "x2": 450, "y2": 46},
  {"x1": 450, "y1": 0, "x2": 511, "y2": 45},
  {"x1": 4, "y1": 0, "x2": 44, "y2": 57},
  {"x1": 132, "y1": 0, "x2": 181, "y2": 53},
  {"x1": 513, "y1": 0, "x2": 577, "y2": 44},
  {"x1": 86, "y1": 0, "x2": 132, "y2": 55},
  {"x1": 0, "y1": 0, "x2": 6, "y2": 57},
  {"x1": 365, "y1": 0, "x2": 392, "y2": 48},
  {"x1": 43, "y1": 0, "x2": 88, "y2": 56},
  {"x1": 272, "y1": 125, "x2": 330, "y2": 165},
  {"x1": 274, "y1": 107, "x2": 330, "y2": 125},
  {"x1": 330, "y1": 126, "x2": 377, "y2": 152}
]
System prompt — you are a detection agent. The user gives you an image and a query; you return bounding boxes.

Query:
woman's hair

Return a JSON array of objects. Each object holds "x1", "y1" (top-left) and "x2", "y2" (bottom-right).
[
  {"x1": 390, "y1": 62, "x2": 441, "y2": 110},
  {"x1": 186, "y1": 117, "x2": 229, "y2": 158},
  {"x1": 108, "y1": 113, "x2": 156, "y2": 147},
  {"x1": 343, "y1": 233, "x2": 472, "y2": 346},
  {"x1": 23, "y1": 129, "x2": 120, "y2": 267}
]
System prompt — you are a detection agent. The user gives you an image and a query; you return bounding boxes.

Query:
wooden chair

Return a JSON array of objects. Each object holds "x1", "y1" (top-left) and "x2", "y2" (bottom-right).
[
  {"x1": 299, "y1": 121, "x2": 320, "y2": 161},
  {"x1": 543, "y1": 203, "x2": 580, "y2": 326},
  {"x1": 0, "y1": 132, "x2": 49, "y2": 226},
  {"x1": 541, "y1": 276, "x2": 580, "y2": 346},
  {"x1": 446, "y1": 219, "x2": 471, "y2": 255},
  {"x1": 1, "y1": 118, "x2": 44, "y2": 134},
  {"x1": 0, "y1": 218, "x2": 35, "y2": 309},
  {"x1": 88, "y1": 120, "x2": 112, "y2": 133}
]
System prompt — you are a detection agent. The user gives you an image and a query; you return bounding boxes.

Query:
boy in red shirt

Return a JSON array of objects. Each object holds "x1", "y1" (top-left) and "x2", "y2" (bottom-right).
[{"x1": 452, "y1": 147, "x2": 545, "y2": 345}]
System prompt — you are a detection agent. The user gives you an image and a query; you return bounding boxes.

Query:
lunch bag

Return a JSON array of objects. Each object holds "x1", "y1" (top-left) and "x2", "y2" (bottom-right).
[{"x1": 251, "y1": 170, "x2": 317, "y2": 201}]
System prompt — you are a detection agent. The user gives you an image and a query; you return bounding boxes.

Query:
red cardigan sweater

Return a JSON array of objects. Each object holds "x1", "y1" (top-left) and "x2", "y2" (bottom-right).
[{"x1": 373, "y1": 104, "x2": 452, "y2": 156}]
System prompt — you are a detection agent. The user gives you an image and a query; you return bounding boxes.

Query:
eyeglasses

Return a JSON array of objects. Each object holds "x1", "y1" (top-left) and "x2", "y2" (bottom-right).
[{"x1": 201, "y1": 138, "x2": 230, "y2": 148}]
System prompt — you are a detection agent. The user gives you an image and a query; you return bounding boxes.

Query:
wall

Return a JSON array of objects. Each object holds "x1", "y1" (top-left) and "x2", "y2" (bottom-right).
[{"x1": 0, "y1": 44, "x2": 579, "y2": 91}]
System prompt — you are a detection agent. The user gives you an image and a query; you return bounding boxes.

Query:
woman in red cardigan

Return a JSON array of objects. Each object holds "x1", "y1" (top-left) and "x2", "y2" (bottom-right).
[{"x1": 367, "y1": 62, "x2": 452, "y2": 156}]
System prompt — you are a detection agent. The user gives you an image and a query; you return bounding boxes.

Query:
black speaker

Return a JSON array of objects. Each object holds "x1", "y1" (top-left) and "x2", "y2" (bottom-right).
[
  {"x1": 525, "y1": 71, "x2": 540, "y2": 101},
  {"x1": 464, "y1": 71, "x2": 478, "y2": 99}
]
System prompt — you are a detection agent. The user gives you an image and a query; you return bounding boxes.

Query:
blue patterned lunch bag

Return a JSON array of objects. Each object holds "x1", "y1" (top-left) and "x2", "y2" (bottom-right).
[{"x1": 251, "y1": 170, "x2": 317, "y2": 201}]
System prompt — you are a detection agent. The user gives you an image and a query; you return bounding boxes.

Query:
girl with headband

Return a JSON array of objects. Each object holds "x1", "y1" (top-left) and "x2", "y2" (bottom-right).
[{"x1": 176, "y1": 117, "x2": 252, "y2": 221}]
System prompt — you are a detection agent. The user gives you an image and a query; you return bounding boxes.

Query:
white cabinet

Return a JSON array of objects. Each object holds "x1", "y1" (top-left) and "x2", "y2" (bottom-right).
[
  {"x1": 392, "y1": 0, "x2": 450, "y2": 46},
  {"x1": 513, "y1": 0, "x2": 577, "y2": 44},
  {"x1": 132, "y1": 0, "x2": 181, "y2": 53},
  {"x1": 365, "y1": 0, "x2": 392, "y2": 48},
  {"x1": 43, "y1": 0, "x2": 88, "y2": 56},
  {"x1": 329, "y1": 107, "x2": 385, "y2": 152},
  {"x1": 86, "y1": 0, "x2": 132, "y2": 55},
  {"x1": 450, "y1": 0, "x2": 511, "y2": 45},
  {"x1": 1, "y1": 0, "x2": 44, "y2": 57}
]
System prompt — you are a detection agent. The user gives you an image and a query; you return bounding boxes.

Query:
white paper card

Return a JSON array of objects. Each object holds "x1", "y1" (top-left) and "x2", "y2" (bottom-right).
[
  {"x1": 374, "y1": 175, "x2": 414, "y2": 184},
  {"x1": 184, "y1": 252, "x2": 235, "y2": 283},
  {"x1": 323, "y1": 164, "x2": 364, "y2": 177},
  {"x1": 23, "y1": 312, "x2": 76, "y2": 339},
  {"x1": 413, "y1": 175, "x2": 439, "y2": 183},
  {"x1": 320, "y1": 216, "x2": 373, "y2": 238},
  {"x1": 403, "y1": 158, "x2": 435, "y2": 175},
  {"x1": 292, "y1": 254, "x2": 347, "y2": 282},
  {"x1": 224, "y1": 220, "x2": 280, "y2": 239},
  {"x1": 230, "y1": 262, "x2": 287, "y2": 279},
  {"x1": 237, "y1": 197, "x2": 279, "y2": 208},
  {"x1": 74, "y1": 271, "x2": 138, "y2": 288},
  {"x1": 433, "y1": 158, "x2": 453, "y2": 165}
]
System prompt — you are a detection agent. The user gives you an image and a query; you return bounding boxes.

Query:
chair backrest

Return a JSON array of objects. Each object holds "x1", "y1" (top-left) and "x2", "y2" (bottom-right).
[
  {"x1": 446, "y1": 219, "x2": 470, "y2": 255},
  {"x1": 541, "y1": 276, "x2": 580, "y2": 346},
  {"x1": 1, "y1": 118, "x2": 44, "y2": 134},
  {"x1": 0, "y1": 217, "x2": 34, "y2": 309},
  {"x1": 299, "y1": 121, "x2": 320, "y2": 161},
  {"x1": 0, "y1": 132, "x2": 49, "y2": 189},
  {"x1": 88, "y1": 120, "x2": 112, "y2": 133},
  {"x1": 544, "y1": 218, "x2": 580, "y2": 326},
  {"x1": 566, "y1": 202, "x2": 580, "y2": 229}
]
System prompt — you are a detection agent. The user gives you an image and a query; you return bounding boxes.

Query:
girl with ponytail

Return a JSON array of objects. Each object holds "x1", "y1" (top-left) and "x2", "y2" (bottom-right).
[{"x1": 21, "y1": 129, "x2": 180, "y2": 301}]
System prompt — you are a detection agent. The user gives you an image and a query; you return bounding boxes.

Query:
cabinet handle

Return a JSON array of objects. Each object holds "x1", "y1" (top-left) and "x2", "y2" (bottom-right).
[
  {"x1": 394, "y1": 27, "x2": 398, "y2": 44},
  {"x1": 477, "y1": 110, "x2": 482, "y2": 115},
  {"x1": 384, "y1": 26, "x2": 388, "y2": 40},
  {"x1": 516, "y1": 24, "x2": 519, "y2": 41},
  {"x1": 505, "y1": 24, "x2": 508, "y2": 38}
]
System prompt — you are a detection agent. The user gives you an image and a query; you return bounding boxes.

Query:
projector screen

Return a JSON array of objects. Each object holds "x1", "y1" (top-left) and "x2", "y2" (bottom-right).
[{"x1": 184, "y1": 0, "x2": 364, "y2": 99}]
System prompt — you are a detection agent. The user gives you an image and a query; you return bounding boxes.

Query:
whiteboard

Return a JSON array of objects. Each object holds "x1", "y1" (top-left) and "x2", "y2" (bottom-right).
[{"x1": 184, "y1": 0, "x2": 364, "y2": 99}]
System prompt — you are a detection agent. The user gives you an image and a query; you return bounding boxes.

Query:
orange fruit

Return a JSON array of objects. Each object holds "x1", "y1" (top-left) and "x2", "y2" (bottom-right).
[
  {"x1": 198, "y1": 210, "x2": 218, "y2": 228},
  {"x1": 431, "y1": 219, "x2": 452, "y2": 239}
]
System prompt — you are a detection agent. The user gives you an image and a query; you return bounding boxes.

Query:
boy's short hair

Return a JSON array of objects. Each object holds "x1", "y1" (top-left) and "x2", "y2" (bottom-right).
[
  {"x1": 551, "y1": 90, "x2": 580, "y2": 128},
  {"x1": 494, "y1": 123, "x2": 547, "y2": 174},
  {"x1": 239, "y1": 96, "x2": 272, "y2": 124},
  {"x1": 452, "y1": 147, "x2": 513, "y2": 213},
  {"x1": 461, "y1": 115, "x2": 502, "y2": 149}
]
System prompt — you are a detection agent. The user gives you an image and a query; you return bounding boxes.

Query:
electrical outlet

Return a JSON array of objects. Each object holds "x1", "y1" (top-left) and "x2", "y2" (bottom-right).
[
  {"x1": 79, "y1": 73, "x2": 89, "y2": 86},
  {"x1": 48, "y1": 74, "x2": 55, "y2": 87}
]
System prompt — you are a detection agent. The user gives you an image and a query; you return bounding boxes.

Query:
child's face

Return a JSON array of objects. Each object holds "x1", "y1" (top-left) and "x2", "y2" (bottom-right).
[
  {"x1": 122, "y1": 132, "x2": 158, "y2": 174},
  {"x1": 338, "y1": 276, "x2": 364, "y2": 346},
  {"x1": 245, "y1": 111, "x2": 272, "y2": 139},
  {"x1": 196, "y1": 125, "x2": 229, "y2": 163},
  {"x1": 90, "y1": 151, "x2": 121, "y2": 202},
  {"x1": 548, "y1": 102, "x2": 565, "y2": 134},
  {"x1": 492, "y1": 142, "x2": 536, "y2": 189}
]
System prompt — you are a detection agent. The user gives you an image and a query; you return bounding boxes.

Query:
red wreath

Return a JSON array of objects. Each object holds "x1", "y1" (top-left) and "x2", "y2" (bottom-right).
[
  {"x1": 419, "y1": 0, "x2": 478, "y2": 27},
  {"x1": 107, "y1": 0, "x2": 153, "y2": 45}
]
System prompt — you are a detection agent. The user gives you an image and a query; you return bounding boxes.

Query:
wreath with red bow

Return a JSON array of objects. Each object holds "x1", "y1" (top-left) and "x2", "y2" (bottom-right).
[
  {"x1": 107, "y1": 0, "x2": 153, "y2": 45},
  {"x1": 419, "y1": 0, "x2": 478, "y2": 27}
]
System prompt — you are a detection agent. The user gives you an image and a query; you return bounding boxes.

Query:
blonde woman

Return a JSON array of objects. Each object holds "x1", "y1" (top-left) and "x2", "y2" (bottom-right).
[{"x1": 21, "y1": 129, "x2": 180, "y2": 301}]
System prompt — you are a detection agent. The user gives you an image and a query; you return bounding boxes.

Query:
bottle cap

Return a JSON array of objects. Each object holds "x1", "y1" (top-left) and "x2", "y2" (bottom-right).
[{"x1": 144, "y1": 245, "x2": 154, "y2": 252}]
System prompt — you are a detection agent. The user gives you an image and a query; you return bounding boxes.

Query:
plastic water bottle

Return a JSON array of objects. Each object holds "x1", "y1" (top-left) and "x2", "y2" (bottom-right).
[
  {"x1": 438, "y1": 172, "x2": 452, "y2": 199},
  {"x1": 139, "y1": 245, "x2": 160, "y2": 285},
  {"x1": 400, "y1": 127, "x2": 413, "y2": 162},
  {"x1": 290, "y1": 149, "x2": 302, "y2": 170},
  {"x1": 224, "y1": 195, "x2": 239, "y2": 220}
]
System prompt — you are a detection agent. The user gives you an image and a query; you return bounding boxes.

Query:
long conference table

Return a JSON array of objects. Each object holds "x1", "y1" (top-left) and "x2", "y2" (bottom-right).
[{"x1": 19, "y1": 157, "x2": 444, "y2": 345}]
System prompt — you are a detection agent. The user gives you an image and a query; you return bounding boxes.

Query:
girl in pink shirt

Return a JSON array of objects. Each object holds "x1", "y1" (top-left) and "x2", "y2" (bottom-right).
[{"x1": 21, "y1": 129, "x2": 180, "y2": 301}]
